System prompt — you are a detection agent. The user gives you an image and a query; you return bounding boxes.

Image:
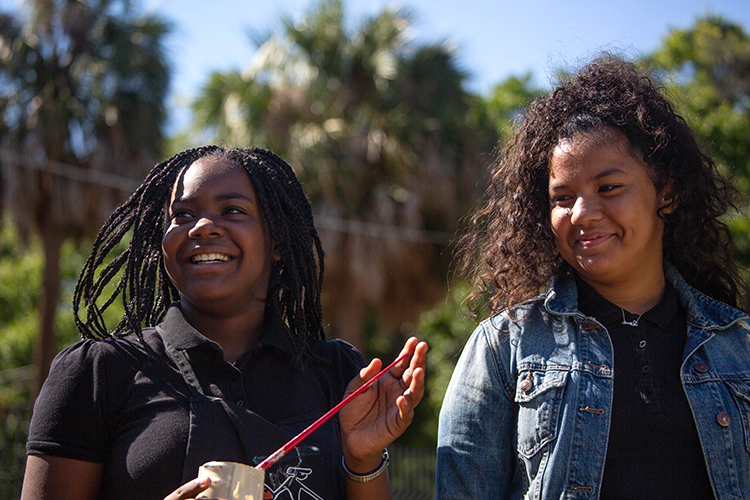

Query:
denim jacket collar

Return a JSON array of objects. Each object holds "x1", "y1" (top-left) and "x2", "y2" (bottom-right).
[
  {"x1": 665, "y1": 263, "x2": 749, "y2": 332},
  {"x1": 541, "y1": 263, "x2": 749, "y2": 333},
  {"x1": 543, "y1": 268, "x2": 578, "y2": 316}
]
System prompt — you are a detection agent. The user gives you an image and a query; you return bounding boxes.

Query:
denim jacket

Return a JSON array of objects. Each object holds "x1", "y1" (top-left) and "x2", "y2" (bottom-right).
[{"x1": 436, "y1": 265, "x2": 750, "y2": 500}]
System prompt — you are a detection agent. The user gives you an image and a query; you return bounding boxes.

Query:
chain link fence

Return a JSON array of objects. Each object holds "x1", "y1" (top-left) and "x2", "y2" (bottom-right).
[{"x1": 390, "y1": 444, "x2": 437, "y2": 500}]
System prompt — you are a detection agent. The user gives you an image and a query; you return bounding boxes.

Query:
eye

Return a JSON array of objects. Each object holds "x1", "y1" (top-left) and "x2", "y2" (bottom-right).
[
  {"x1": 599, "y1": 184, "x2": 622, "y2": 194},
  {"x1": 223, "y1": 206, "x2": 248, "y2": 216},
  {"x1": 171, "y1": 209, "x2": 193, "y2": 220},
  {"x1": 550, "y1": 194, "x2": 573, "y2": 206}
]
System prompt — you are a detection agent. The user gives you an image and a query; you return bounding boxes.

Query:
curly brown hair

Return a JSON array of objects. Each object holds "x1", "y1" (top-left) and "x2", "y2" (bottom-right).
[{"x1": 459, "y1": 55, "x2": 747, "y2": 314}]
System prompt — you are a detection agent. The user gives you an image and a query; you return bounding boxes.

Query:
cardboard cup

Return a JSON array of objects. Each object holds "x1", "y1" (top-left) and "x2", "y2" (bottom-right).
[{"x1": 196, "y1": 461, "x2": 265, "y2": 500}]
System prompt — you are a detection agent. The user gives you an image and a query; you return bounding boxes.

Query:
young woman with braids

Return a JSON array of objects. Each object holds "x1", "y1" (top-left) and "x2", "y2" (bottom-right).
[
  {"x1": 21, "y1": 146, "x2": 427, "y2": 500},
  {"x1": 436, "y1": 57, "x2": 750, "y2": 500}
]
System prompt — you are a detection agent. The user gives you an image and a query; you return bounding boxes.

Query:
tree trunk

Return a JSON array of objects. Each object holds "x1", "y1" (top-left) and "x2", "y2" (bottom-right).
[{"x1": 31, "y1": 225, "x2": 63, "y2": 402}]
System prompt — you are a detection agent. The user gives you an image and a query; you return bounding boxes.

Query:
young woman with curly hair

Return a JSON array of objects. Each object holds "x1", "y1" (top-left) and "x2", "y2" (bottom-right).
[
  {"x1": 436, "y1": 57, "x2": 750, "y2": 500},
  {"x1": 21, "y1": 146, "x2": 427, "y2": 500}
]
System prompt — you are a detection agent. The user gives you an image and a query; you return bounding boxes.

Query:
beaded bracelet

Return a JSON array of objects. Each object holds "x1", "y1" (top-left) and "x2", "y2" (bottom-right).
[{"x1": 342, "y1": 449, "x2": 390, "y2": 483}]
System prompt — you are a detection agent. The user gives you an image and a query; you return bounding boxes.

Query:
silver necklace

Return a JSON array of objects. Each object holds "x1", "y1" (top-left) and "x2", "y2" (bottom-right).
[{"x1": 621, "y1": 307, "x2": 643, "y2": 327}]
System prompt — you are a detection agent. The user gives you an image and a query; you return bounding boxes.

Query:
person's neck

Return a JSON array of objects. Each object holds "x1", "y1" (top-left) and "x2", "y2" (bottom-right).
[
  {"x1": 580, "y1": 271, "x2": 667, "y2": 315},
  {"x1": 180, "y1": 301, "x2": 266, "y2": 363}
]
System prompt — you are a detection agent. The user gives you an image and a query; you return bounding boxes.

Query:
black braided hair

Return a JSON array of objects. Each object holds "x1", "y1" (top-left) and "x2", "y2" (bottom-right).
[{"x1": 73, "y1": 146, "x2": 326, "y2": 354}]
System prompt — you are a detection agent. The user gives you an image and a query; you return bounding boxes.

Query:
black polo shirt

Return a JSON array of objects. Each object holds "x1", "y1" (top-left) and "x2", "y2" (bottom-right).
[
  {"x1": 27, "y1": 306, "x2": 365, "y2": 500},
  {"x1": 576, "y1": 278, "x2": 714, "y2": 499}
]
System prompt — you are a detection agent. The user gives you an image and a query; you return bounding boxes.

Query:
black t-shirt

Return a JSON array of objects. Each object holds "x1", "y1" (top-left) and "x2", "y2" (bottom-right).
[
  {"x1": 576, "y1": 278, "x2": 714, "y2": 500},
  {"x1": 27, "y1": 306, "x2": 365, "y2": 500}
]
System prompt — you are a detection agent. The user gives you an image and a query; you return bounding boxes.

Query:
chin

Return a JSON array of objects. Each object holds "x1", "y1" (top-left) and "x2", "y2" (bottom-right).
[{"x1": 573, "y1": 259, "x2": 620, "y2": 282}]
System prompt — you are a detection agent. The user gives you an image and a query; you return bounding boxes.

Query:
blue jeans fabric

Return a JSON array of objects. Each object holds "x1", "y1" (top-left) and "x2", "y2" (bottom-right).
[{"x1": 436, "y1": 265, "x2": 750, "y2": 500}]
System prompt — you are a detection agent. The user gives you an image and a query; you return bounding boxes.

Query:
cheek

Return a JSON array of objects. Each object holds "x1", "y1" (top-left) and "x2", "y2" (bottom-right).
[
  {"x1": 161, "y1": 230, "x2": 173, "y2": 260},
  {"x1": 161, "y1": 231, "x2": 179, "y2": 276},
  {"x1": 549, "y1": 208, "x2": 567, "y2": 239}
]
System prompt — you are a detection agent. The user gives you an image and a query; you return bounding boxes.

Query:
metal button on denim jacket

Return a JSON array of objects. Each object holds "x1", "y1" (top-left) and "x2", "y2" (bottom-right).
[{"x1": 436, "y1": 264, "x2": 750, "y2": 500}]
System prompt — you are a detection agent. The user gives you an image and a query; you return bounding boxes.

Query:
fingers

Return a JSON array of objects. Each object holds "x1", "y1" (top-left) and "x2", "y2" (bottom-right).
[
  {"x1": 346, "y1": 358, "x2": 383, "y2": 394},
  {"x1": 411, "y1": 340, "x2": 429, "y2": 374},
  {"x1": 397, "y1": 362, "x2": 426, "y2": 419},
  {"x1": 339, "y1": 338, "x2": 429, "y2": 458},
  {"x1": 163, "y1": 476, "x2": 211, "y2": 500},
  {"x1": 389, "y1": 337, "x2": 418, "y2": 378},
  {"x1": 346, "y1": 338, "x2": 428, "y2": 400},
  {"x1": 394, "y1": 338, "x2": 428, "y2": 385},
  {"x1": 386, "y1": 339, "x2": 427, "y2": 430},
  {"x1": 396, "y1": 395, "x2": 414, "y2": 426},
  {"x1": 396, "y1": 340, "x2": 427, "y2": 425}
]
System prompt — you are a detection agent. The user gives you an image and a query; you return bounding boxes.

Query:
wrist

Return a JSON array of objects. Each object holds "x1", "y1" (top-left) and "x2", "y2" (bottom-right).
[
  {"x1": 342, "y1": 449, "x2": 389, "y2": 483},
  {"x1": 341, "y1": 447, "x2": 382, "y2": 472}
]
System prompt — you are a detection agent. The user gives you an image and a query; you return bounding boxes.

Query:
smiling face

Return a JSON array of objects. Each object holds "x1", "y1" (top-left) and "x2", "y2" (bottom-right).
[
  {"x1": 548, "y1": 128, "x2": 671, "y2": 295},
  {"x1": 161, "y1": 157, "x2": 278, "y2": 318}
]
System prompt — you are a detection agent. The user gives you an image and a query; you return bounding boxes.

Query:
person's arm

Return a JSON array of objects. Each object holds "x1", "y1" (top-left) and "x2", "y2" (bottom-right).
[
  {"x1": 435, "y1": 323, "x2": 516, "y2": 500},
  {"x1": 338, "y1": 336, "x2": 428, "y2": 500},
  {"x1": 21, "y1": 455, "x2": 105, "y2": 500}
]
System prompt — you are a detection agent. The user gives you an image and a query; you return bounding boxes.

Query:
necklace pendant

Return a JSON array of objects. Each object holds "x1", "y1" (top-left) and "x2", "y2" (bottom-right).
[{"x1": 620, "y1": 307, "x2": 643, "y2": 327}]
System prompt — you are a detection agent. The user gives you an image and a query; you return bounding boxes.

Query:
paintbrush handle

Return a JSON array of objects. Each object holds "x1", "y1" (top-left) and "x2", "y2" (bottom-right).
[{"x1": 256, "y1": 351, "x2": 409, "y2": 471}]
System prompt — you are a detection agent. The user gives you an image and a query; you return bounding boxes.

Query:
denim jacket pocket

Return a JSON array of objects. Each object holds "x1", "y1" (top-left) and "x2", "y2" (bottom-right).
[
  {"x1": 514, "y1": 367, "x2": 569, "y2": 458},
  {"x1": 725, "y1": 379, "x2": 750, "y2": 453}
]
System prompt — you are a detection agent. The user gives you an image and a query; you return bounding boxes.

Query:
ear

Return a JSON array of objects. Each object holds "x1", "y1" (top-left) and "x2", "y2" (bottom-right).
[
  {"x1": 658, "y1": 181, "x2": 678, "y2": 215},
  {"x1": 272, "y1": 244, "x2": 281, "y2": 261}
]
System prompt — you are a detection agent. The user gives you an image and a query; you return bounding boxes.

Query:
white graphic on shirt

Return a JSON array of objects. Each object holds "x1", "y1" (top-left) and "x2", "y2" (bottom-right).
[
  {"x1": 263, "y1": 448, "x2": 325, "y2": 500},
  {"x1": 265, "y1": 467, "x2": 324, "y2": 500}
]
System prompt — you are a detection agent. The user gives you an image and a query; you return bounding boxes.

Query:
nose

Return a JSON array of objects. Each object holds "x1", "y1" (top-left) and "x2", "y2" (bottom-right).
[
  {"x1": 570, "y1": 196, "x2": 601, "y2": 226},
  {"x1": 188, "y1": 216, "x2": 224, "y2": 239}
]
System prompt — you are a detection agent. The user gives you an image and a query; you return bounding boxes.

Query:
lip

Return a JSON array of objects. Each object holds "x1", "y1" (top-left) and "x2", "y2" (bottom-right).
[{"x1": 575, "y1": 233, "x2": 613, "y2": 250}]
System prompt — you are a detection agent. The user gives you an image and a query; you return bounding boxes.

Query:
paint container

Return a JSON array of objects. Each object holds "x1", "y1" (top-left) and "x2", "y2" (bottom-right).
[{"x1": 196, "y1": 461, "x2": 265, "y2": 500}]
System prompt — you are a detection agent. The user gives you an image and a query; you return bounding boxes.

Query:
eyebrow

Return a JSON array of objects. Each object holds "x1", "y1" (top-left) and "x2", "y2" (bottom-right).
[
  {"x1": 173, "y1": 192, "x2": 256, "y2": 204},
  {"x1": 549, "y1": 167, "x2": 627, "y2": 190}
]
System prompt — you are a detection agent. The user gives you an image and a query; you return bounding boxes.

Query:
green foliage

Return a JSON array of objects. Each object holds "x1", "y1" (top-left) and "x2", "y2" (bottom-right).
[
  {"x1": 727, "y1": 215, "x2": 750, "y2": 282},
  {"x1": 0, "y1": 403, "x2": 27, "y2": 500},
  {"x1": 418, "y1": 284, "x2": 484, "y2": 439},
  {"x1": 0, "y1": 221, "x2": 89, "y2": 374},
  {"x1": 0, "y1": 223, "x2": 42, "y2": 374},
  {"x1": 648, "y1": 15, "x2": 750, "y2": 277},
  {"x1": 0, "y1": 224, "x2": 41, "y2": 330},
  {"x1": 484, "y1": 72, "x2": 544, "y2": 143},
  {"x1": 650, "y1": 16, "x2": 750, "y2": 196}
]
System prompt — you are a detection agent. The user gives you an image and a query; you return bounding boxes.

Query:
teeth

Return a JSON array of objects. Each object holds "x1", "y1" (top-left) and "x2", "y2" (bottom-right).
[{"x1": 191, "y1": 253, "x2": 230, "y2": 263}]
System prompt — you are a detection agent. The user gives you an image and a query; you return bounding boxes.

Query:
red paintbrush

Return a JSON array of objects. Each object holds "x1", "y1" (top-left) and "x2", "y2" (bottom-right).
[{"x1": 256, "y1": 351, "x2": 409, "y2": 471}]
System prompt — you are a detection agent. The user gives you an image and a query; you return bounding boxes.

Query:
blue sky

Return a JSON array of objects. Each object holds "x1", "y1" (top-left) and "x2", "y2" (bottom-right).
[
  {"x1": 2, "y1": 0, "x2": 749, "y2": 130},
  {"x1": 150, "y1": 0, "x2": 749, "y2": 91}
]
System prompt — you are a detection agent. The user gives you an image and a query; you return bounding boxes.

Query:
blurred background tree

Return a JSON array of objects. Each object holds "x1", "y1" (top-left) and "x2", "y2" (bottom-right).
[
  {"x1": 0, "y1": 0, "x2": 171, "y2": 397},
  {"x1": 188, "y1": 0, "x2": 498, "y2": 347},
  {"x1": 651, "y1": 16, "x2": 750, "y2": 192},
  {"x1": 649, "y1": 16, "x2": 750, "y2": 272}
]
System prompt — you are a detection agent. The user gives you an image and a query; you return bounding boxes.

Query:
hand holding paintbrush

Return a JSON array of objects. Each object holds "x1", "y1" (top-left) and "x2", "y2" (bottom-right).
[{"x1": 338, "y1": 336, "x2": 428, "y2": 480}]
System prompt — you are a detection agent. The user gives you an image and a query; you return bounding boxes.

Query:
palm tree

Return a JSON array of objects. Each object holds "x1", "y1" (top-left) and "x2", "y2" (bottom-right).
[
  {"x1": 190, "y1": 0, "x2": 496, "y2": 347},
  {"x1": 0, "y1": 0, "x2": 171, "y2": 397}
]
